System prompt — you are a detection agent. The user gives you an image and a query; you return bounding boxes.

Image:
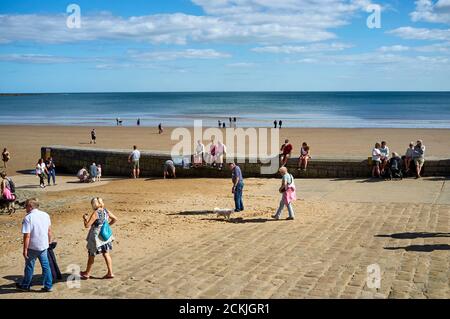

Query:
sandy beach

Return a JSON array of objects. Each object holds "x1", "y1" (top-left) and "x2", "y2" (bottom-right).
[{"x1": 0, "y1": 125, "x2": 449, "y2": 175}]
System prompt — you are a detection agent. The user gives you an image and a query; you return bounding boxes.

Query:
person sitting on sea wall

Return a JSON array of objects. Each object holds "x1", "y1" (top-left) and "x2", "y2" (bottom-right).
[
  {"x1": 297, "y1": 142, "x2": 311, "y2": 171},
  {"x1": 413, "y1": 140, "x2": 426, "y2": 179},
  {"x1": 371, "y1": 142, "x2": 382, "y2": 178},
  {"x1": 379, "y1": 141, "x2": 390, "y2": 174},
  {"x1": 216, "y1": 141, "x2": 227, "y2": 170},
  {"x1": 209, "y1": 139, "x2": 217, "y2": 167},
  {"x1": 404, "y1": 142, "x2": 414, "y2": 174},
  {"x1": 193, "y1": 140, "x2": 205, "y2": 167},
  {"x1": 280, "y1": 139, "x2": 293, "y2": 167}
]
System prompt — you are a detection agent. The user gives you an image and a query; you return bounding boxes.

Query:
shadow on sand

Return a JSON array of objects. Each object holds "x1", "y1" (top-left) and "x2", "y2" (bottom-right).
[
  {"x1": 384, "y1": 244, "x2": 450, "y2": 252},
  {"x1": 375, "y1": 232, "x2": 450, "y2": 239}
]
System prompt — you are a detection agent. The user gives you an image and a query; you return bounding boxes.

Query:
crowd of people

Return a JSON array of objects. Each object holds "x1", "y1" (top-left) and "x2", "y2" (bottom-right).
[{"x1": 371, "y1": 140, "x2": 426, "y2": 179}]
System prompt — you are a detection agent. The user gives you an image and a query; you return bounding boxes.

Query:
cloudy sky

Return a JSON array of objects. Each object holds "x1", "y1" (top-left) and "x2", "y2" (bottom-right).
[{"x1": 1, "y1": 0, "x2": 450, "y2": 92}]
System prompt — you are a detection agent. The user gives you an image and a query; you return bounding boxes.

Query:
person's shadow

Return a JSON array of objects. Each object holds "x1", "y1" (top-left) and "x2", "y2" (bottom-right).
[
  {"x1": 0, "y1": 274, "x2": 71, "y2": 295},
  {"x1": 384, "y1": 244, "x2": 450, "y2": 252},
  {"x1": 375, "y1": 232, "x2": 450, "y2": 239}
]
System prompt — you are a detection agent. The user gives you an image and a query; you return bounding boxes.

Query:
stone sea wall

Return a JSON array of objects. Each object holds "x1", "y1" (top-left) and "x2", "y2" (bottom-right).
[{"x1": 41, "y1": 146, "x2": 450, "y2": 178}]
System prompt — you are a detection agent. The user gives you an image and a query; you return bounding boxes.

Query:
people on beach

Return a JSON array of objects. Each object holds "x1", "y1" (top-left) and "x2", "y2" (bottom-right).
[
  {"x1": 90, "y1": 129, "x2": 96, "y2": 144},
  {"x1": 1, "y1": 172, "x2": 16, "y2": 208},
  {"x1": 80, "y1": 197, "x2": 117, "y2": 280},
  {"x1": 371, "y1": 142, "x2": 382, "y2": 178},
  {"x1": 128, "y1": 145, "x2": 141, "y2": 178},
  {"x1": 274, "y1": 120, "x2": 277, "y2": 129},
  {"x1": 280, "y1": 139, "x2": 293, "y2": 167},
  {"x1": 163, "y1": 159, "x2": 176, "y2": 179},
  {"x1": 158, "y1": 123, "x2": 163, "y2": 134},
  {"x1": 413, "y1": 140, "x2": 426, "y2": 178},
  {"x1": 218, "y1": 120, "x2": 221, "y2": 128},
  {"x1": 209, "y1": 139, "x2": 217, "y2": 166},
  {"x1": 229, "y1": 162, "x2": 244, "y2": 212},
  {"x1": 298, "y1": 142, "x2": 311, "y2": 171},
  {"x1": 77, "y1": 167, "x2": 90, "y2": 183},
  {"x1": 222, "y1": 122, "x2": 226, "y2": 129},
  {"x1": 386, "y1": 152, "x2": 403, "y2": 180},
  {"x1": 216, "y1": 141, "x2": 227, "y2": 170},
  {"x1": 2, "y1": 148, "x2": 10, "y2": 168},
  {"x1": 16, "y1": 198, "x2": 53, "y2": 292},
  {"x1": 36, "y1": 158, "x2": 48, "y2": 188},
  {"x1": 193, "y1": 140, "x2": 205, "y2": 167},
  {"x1": 45, "y1": 157, "x2": 56, "y2": 186},
  {"x1": 278, "y1": 120, "x2": 283, "y2": 129},
  {"x1": 272, "y1": 167, "x2": 296, "y2": 220},
  {"x1": 116, "y1": 118, "x2": 122, "y2": 126},
  {"x1": 89, "y1": 162, "x2": 98, "y2": 182},
  {"x1": 97, "y1": 164, "x2": 102, "y2": 182},
  {"x1": 233, "y1": 117, "x2": 237, "y2": 128},
  {"x1": 379, "y1": 141, "x2": 390, "y2": 174},
  {"x1": 404, "y1": 142, "x2": 414, "y2": 174},
  {"x1": 229, "y1": 117, "x2": 232, "y2": 127},
  {"x1": 137, "y1": 118, "x2": 140, "y2": 126}
]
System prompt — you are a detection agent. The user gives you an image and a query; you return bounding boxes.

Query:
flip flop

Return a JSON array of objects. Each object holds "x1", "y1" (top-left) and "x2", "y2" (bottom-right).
[
  {"x1": 79, "y1": 272, "x2": 90, "y2": 280},
  {"x1": 102, "y1": 274, "x2": 115, "y2": 279}
]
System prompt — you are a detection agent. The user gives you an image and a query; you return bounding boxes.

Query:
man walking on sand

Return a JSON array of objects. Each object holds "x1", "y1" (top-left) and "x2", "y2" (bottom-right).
[
  {"x1": 229, "y1": 162, "x2": 244, "y2": 212},
  {"x1": 16, "y1": 198, "x2": 53, "y2": 292},
  {"x1": 128, "y1": 145, "x2": 141, "y2": 178}
]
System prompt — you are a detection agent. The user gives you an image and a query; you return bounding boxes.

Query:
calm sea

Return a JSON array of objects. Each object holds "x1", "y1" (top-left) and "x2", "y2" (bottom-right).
[{"x1": 0, "y1": 92, "x2": 449, "y2": 128}]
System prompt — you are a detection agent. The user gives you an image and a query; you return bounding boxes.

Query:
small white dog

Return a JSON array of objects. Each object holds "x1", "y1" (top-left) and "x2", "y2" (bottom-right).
[{"x1": 214, "y1": 208, "x2": 233, "y2": 220}]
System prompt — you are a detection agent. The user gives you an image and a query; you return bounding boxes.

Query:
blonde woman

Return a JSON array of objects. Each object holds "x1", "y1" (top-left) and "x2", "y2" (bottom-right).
[{"x1": 80, "y1": 197, "x2": 118, "y2": 280}]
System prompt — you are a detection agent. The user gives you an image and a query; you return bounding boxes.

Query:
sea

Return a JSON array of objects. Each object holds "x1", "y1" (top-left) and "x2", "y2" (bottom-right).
[{"x1": 0, "y1": 92, "x2": 449, "y2": 128}]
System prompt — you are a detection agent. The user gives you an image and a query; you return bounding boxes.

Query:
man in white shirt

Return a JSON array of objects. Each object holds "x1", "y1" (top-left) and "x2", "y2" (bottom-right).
[
  {"x1": 194, "y1": 140, "x2": 205, "y2": 167},
  {"x1": 17, "y1": 198, "x2": 53, "y2": 292},
  {"x1": 128, "y1": 145, "x2": 141, "y2": 178}
]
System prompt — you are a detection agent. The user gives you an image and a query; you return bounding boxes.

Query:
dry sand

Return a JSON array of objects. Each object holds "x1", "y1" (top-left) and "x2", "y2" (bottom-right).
[{"x1": 0, "y1": 125, "x2": 449, "y2": 175}]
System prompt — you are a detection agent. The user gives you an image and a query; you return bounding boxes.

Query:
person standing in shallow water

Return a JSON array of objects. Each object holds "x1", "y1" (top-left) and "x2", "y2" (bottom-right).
[
  {"x1": 158, "y1": 123, "x2": 163, "y2": 134},
  {"x1": 137, "y1": 118, "x2": 140, "y2": 126},
  {"x1": 279, "y1": 120, "x2": 283, "y2": 129}
]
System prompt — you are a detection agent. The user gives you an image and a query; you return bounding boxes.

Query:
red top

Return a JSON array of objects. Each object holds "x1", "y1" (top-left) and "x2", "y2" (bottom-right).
[{"x1": 282, "y1": 143, "x2": 293, "y2": 155}]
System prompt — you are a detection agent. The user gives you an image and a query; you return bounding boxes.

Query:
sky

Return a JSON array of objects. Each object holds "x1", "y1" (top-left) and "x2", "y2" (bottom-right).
[{"x1": 0, "y1": 0, "x2": 450, "y2": 92}]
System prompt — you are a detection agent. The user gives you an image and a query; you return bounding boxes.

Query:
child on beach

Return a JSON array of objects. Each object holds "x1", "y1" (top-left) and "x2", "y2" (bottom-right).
[
  {"x1": 97, "y1": 164, "x2": 102, "y2": 182},
  {"x1": 2, "y1": 148, "x2": 10, "y2": 168}
]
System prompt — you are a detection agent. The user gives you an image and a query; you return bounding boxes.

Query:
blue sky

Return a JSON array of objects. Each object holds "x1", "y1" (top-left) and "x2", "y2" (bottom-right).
[{"x1": 0, "y1": 0, "x2": 450, "y2": 92}]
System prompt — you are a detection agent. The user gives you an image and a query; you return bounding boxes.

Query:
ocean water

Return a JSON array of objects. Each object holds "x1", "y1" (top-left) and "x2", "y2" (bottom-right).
[{"x1": 0, "y1": 92, "x2": 449, "y2": 128}]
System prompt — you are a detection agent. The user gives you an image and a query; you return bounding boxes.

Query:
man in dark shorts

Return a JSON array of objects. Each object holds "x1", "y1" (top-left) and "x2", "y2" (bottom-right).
[
  {"x1": 163, "y1": 160, "x2": 176, "y2": 179},
  {"x1": 90, "y1": 129, "x2": 96, "y2": 144},
  {"x1": 280, "y1": 139, "x2": 293, "y2": 167}
]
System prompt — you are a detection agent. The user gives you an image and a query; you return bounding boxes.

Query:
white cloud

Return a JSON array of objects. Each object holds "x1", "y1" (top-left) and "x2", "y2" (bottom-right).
[
  {"x1": 388, "y1": 26, "x2": 450, "y2": 41},
  {"x1": 0, "y1": 54, "x2": 84, "y2": 64},
  {"x1": 0, "y1": 1, "x2": 373, "y2": 45},
  {"x1": 378, "y1": 45, "x2": 410, "y2": 52},
  {"x1": 411, "y1": 0, "x2": 450, "y2": 24},
  {"x1": 252, "y1": 42, "x2": 353, "y2": 54},
  {"x1": 227, "y1": 62, "x2": 257, "y2": 67},
  {"x1": 129, "y1": 49, "x2": 231, "y2": 61}
]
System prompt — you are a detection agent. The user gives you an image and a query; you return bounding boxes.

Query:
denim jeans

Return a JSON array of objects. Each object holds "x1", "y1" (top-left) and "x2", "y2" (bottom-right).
[
  {"x1": 275, "y1": 199, "x2": 295, "y2": 219},
  {"x1": 47, "y1": 169, "x2": 56, "y2": 185},
  {"x1": 20, "y1": 249, "x2": 53, "y2": 290},
  {"x1": 234, "y1": 182, "x2": 244, "y2": 212}
]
